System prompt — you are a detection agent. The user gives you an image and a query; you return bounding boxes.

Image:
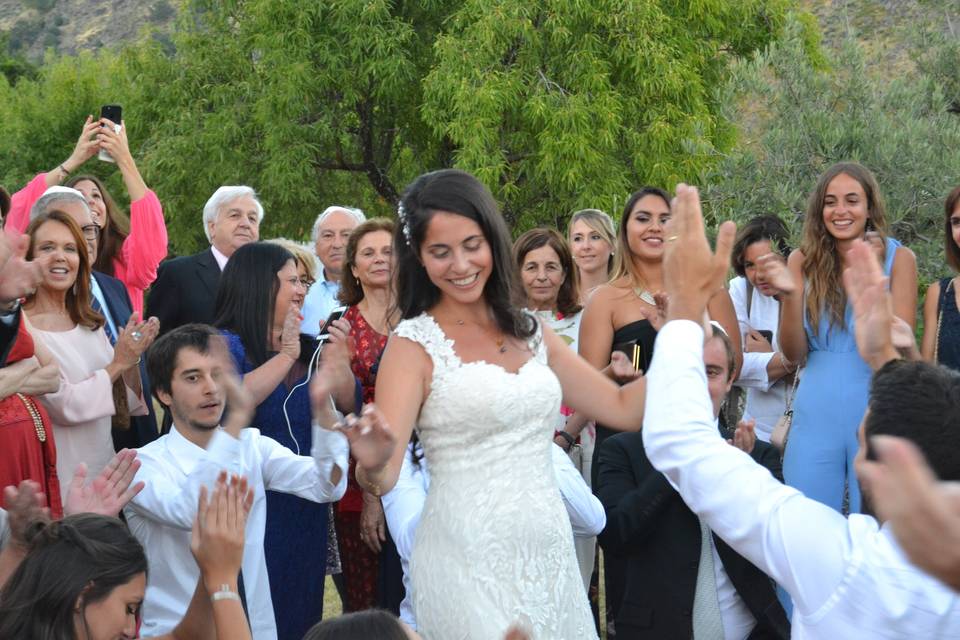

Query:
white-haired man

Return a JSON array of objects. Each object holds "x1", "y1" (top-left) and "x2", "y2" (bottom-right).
[
  {"x1": 146, "y1": 186, "x2": 262, "y2": 336},
  {"x1": 301, "y1": 205, "x2": 365, "y2": 336}
]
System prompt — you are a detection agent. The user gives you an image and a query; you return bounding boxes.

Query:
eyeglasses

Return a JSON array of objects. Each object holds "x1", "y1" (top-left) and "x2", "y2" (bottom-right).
[{"x1": 81, "y1": 224, "x2": 101, "y2": 241}]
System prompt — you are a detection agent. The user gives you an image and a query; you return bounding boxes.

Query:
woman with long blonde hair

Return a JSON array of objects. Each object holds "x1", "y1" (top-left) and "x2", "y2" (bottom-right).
[{"x1": 758, "y1": 162, "x2": 917, "y2": 514}]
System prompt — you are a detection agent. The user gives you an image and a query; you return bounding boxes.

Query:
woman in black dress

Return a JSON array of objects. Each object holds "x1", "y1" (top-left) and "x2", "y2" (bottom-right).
[{"x1": 922, "y1": 185, "x2": 960, "y2": 370}]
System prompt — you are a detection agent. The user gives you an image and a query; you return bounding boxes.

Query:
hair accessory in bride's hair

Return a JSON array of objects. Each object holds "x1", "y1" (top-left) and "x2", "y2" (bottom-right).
[{"x1": 397, "y1": 201, "x2": 412, "y2": 247}]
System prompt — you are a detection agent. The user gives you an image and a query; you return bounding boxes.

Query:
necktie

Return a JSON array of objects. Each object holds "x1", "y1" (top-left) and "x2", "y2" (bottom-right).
[
  {"x1": 692, "y1": 518, "x2": 724, "y2": 640},
  {"x1": 91, "y1": 296, "x2": 116, "y2": 345}
]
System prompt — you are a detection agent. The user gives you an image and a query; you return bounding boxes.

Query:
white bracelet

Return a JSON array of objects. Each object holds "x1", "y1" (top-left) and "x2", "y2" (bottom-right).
[{"x1": 210, "y1": 584, "x2": 241, "y2": 603}]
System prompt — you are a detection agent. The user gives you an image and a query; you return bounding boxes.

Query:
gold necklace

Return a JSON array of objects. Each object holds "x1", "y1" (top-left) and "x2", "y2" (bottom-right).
[
  {"x1": 633, "y1": 288, "x2": 656, "y2": 305},
  {"x1": 455, "y1": 319, "x2": 507, "y2": 353}
]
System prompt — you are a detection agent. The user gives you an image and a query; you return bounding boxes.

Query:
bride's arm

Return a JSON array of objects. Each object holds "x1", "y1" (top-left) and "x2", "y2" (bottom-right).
[
  {"x1": 545, "y1": 325, "x2": 646, "y2": 432},
  {"x1": 354, "y1": 335, "x2": 428, "y2": 495}
]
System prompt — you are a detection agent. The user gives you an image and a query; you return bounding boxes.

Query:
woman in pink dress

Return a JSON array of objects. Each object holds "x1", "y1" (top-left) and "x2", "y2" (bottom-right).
[
  {"x1": 7, "y1": 116, "x2": 168, "y2": 314},
  {"x1": 22, "y1": 209, "x2": 158, "y2": 500}
]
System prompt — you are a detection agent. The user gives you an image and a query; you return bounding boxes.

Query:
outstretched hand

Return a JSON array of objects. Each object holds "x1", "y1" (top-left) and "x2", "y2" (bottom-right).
[
  {"x1": 64, "y1": 448, "x2": 144, "y2": 518},
  {"x1": 335, "y1": 404, "x2": 397, "y2": 476},
  {"x1": 210, "y1": 336, "x2": 255, "y2": 438},
  {"x1": 841, "y1": 239, "x2": 900, "y2": 370},
  {"x1": 2, "y1": 480, "x2": 49, "y2": 549},
  {"x1": 662, "y1": 184, "x2": 737, "y2": 323}
]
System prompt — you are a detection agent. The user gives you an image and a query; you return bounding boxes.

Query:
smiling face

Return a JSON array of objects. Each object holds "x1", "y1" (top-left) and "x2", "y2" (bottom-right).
[
  {"x1": 351, "y1": 230, "x2": 393, "y2": 290},
  {"x1": 157, "y1": 346, "x2": 226, "y2": 432},
  {"x1": 520, "y1": 244, "x2": 565, "y2": 311},
  {"x1": 569, "y1": 219, "x2": 613, "y2": 277},
  {"x1": 625, "y1": 194, "x2": 671, "y2": 260},
  {"x1": 73, "y1": 179, "x2": 107, "y2": 230},
  {"x1": 821, "y1": 173, "x2": 870, "y2": 241},
  {"x1": 207, "y1": 196, "x2": 260, "y2": 257},
  {"x1": 33, "y1": 220, "x2": 82, "y2": 293},
  {"x1": 75, "y1": 572, "x2": 145, "y2": 640},
  {"x1": 315, "y1": 210, "x2": 358, "y2": 278},
  {"x1": 274, "y1": 259, "x2": 307, "y2": 329},
  {"x1": 419, "y1": 211, "x2": 493, "y2": 306}
]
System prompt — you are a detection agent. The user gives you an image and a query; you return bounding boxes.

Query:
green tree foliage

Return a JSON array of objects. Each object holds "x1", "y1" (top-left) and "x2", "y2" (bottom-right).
[
  {"x1": 0, "y1": 0, "x2": 806, "y2": 254},
  {"x1": 699, "y1": 15, "x2": 960, "y2": 289}
]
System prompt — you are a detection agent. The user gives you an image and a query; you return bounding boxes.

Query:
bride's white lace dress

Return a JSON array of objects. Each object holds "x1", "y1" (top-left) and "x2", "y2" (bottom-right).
[{"x1": 395, "y1": 313, "x2": 597, "y2": 640}]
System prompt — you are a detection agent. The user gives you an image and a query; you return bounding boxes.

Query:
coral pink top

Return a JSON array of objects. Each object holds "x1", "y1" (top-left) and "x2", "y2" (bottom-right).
[{"x1": 8, "y1": 173, "x2": 168, "y2": 315}]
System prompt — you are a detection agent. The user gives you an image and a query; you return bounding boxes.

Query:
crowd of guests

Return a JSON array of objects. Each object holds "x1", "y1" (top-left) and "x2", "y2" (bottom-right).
[{"x1": 0, "y1": 116, "x2": 956, "y2": 640}]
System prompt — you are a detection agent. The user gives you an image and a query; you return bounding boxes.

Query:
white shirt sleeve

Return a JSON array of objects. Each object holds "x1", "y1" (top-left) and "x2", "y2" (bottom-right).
[
  {"x1": 642, "y1": 320, "x2": 853, "y2": 616},
  {"x1": 730, "y1": 277, "x2": 776, "y2": 391},
  {"x1": 381, "y1": 445, "x2": 428, "y2": 561},
  {"x1": 257, "y1": 425, "x2": 348, "y2": 502},
  {"x1": 551, "y1": 445, "x2": 606, "y2": 537},
  {"x1": 127, "y1": 430, "x2": 244, "y2": 530}
]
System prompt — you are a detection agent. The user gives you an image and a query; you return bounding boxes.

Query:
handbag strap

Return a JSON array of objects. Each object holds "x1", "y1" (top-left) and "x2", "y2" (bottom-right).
[{"x1": 783, "y1": 367, "x2": 801, "y2": 412}]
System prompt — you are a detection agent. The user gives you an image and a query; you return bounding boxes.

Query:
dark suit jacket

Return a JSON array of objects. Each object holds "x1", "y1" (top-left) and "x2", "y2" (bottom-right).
[
  {"x1": 596, "y1": 431, "x2": 790, "y2": 640},
  {"x1": 93, "y1": 271, "x2": 160, "y2": 450},
  {"x1": 146, "y1": 248, "x2": 221, "y2": 336}
]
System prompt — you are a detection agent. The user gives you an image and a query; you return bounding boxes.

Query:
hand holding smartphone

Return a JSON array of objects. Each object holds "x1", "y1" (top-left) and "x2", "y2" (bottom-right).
[
  {"x1": 318, "y1": 306, "x2": 348, "y2": 344},
  {"x1": 98, "y1": 104, "x2": 122, "y2": 163}
]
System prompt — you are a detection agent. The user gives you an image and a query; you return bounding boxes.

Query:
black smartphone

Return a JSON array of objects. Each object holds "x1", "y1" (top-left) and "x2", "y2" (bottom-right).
[
  {"x1": 98, "y1": 104, "x2": 122, "y2": 163},
  {"x1": 298, "y1": 333, "x2": 320, "y2": 367},
  {"x1": 757, "y1": 329, "x2": 774, "y2": 343},
  {"x1": 317, "y1": 305, "x2": 348, "y2": 344}
]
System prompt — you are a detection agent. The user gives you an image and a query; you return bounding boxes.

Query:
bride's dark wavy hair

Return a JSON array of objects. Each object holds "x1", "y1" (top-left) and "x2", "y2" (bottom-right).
[{"x1": 393, "y1": 169, "x2": 535, "y2": 340}]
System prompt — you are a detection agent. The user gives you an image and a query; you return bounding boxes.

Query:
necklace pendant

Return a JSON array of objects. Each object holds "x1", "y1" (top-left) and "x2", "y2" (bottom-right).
[{"x1": 634, "y1": 288, "x2": 656, "y2": 305}]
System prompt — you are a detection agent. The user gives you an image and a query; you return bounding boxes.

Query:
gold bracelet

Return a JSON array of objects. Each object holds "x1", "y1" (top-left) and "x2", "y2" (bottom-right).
[{"x1": 355, "y1": 465, "x2": 383, "y2": 497}]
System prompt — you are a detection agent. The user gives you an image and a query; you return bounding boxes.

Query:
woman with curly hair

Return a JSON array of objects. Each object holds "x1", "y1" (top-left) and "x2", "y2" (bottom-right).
[{"x1": 758, "y1": 162, "x2": 917, "y2": 514}]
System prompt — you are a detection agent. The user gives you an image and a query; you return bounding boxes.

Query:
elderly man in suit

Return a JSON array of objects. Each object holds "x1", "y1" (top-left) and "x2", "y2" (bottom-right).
[
  {"x1": 596, "y1": 325, "x2": 790, "y2": 640},
  {"x1": 28, "y1": 187, "x2": 159, "y2": 450},
  {"x1": 146, "y1": 186, "x2": 262, "y2": 336}
]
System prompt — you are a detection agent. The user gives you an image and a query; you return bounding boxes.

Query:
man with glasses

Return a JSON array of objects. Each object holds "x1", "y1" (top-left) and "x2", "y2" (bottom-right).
[{"x1": 29, "y1": 187, "x2": 160, "y2": 449}]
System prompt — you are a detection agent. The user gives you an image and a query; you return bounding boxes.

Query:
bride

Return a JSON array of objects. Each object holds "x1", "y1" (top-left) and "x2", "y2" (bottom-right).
[{"x1": 315, "y1": 169, "x2": 647, "y2": 639}]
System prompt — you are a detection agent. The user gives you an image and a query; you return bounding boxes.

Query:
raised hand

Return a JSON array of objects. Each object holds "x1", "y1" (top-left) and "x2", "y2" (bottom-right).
[
  {"x1": 96, "y1": 118, "x2": 133, "y2": 167},
  {"x1": 62, "y1": 116, "x2": 101, "y2": 173},
  {"x1": 113, "y1": 314, "x2": 160, "y2": 369},
  {"x1": 841, "y1": 239, "x2": 899, "y2": 370},
  {"x1": 218, "y1": 349, "x2": 256, "y2": 438},
  {"x1": 755, "y1": 253, "x2": 796, "y2": 296},
  {"x1": 64, "y1": 448, "x2": 144, "y2": 518},
  {"x1": 728, "y1": 418, "x2": 757, "y2": 454},
  {"x1": 279, "y1": 303, "x2": 301, "y2": 362},
  {"x1": 314, "y1": 316, "x2": 358, "y2": 414},
  {"x1": 857, "y1": 436, "x2": 960, "y2": 590},
  {"x1": 190, "y1": 475, "x2": 253, "y2": 591},
  {"x1": 336, "y1": 404, "x2": 397, "y2": 476},
  {"x1": 0, "y1": 234, "x2": 42, "y2": 307},
  {"x1": 744, "y1": 330, "x2": 773, "y2": 353},
  {"x1": 2, "y1": 480, "x2": 49, "y2": 549},
  {"x1": 662, "y1": 184, "x2": 737, "y2": 323}
]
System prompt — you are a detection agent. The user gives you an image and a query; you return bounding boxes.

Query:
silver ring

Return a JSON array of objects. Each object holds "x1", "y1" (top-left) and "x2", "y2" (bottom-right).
[{"x1": 131, "y1": 330, "x2": 143, "y2": 342}]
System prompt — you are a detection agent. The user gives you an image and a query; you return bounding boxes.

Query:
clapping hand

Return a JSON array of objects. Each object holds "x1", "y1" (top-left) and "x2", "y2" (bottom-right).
[
  {"x1": 190, "y1": 472, "x2": 254, "y2": 591},
  {"x1": 2, "y1": 480, "x2": 49, "y2": 550},
  {"x1": 0, "y1": 234, "x2": 42, "y2": 307},
  {"x1": 279, "y1": 304, "x2": 302, "y2": 362},
  {"x1": 728, "y1": 418, "x2": 757, "y2": 454},
  {"x1": 755, "y1": 253, "x2": 796, "y2": 297},
  {"x1": 64, "y1": 448, "x2": 144, "y2": 518},
  {"x1": 212, "y1": 338, "x2": 255, "y2": 438},
  {"x1": 841, "y1": 239, "x2": 900, "y2": 370},
  {"x1": 113, "y1": 313, "x2": 160, "y2": 369},
  {"x1": 662, "y1": 185, "x2": 737, "y2": 323}
]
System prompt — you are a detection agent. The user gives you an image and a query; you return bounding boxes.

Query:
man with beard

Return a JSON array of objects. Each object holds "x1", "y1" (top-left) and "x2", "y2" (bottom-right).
[{"x1": 125, "y1": 324, "x2": 353, "y2": 640}]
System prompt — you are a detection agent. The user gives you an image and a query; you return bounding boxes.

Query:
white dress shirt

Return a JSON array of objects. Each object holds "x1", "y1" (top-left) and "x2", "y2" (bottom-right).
[
  {"x1": 643, "y1": 320, "x2": 960, "y2": 639},
  {"x1": 381, "y1": 442, "x2": 605, "y2": 630},
  {"x1": 729, "y1": 276, "x2": 788, "y2": 441},
  {"x1": 300, "y1": 267, "x2": 341, "y2": 336},
  {"x1": 210, "y1": 244, "x2": 229, "y2": 271},
  {"x1": 125, "y1": 424, "x2": 348, "y2": 640}
]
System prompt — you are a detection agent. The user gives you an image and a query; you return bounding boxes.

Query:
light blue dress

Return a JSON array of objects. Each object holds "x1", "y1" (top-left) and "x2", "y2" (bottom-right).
[{"x1": 783, "y1": 237, "x2": 900, "y2": 514}]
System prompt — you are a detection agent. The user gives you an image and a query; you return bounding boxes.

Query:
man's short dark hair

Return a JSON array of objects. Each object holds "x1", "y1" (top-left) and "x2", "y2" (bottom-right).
[
  {"x1": 866, "y1": 360, "x2": 960, "y2": 482},
  {"x1": 146, "y1": 324, "x2": 220, "y2": 403}
]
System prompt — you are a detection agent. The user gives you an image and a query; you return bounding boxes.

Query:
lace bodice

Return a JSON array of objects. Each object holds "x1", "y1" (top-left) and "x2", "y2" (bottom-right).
[{"x1": 393, "y1": 313, "x2": 596, "y2": 639}]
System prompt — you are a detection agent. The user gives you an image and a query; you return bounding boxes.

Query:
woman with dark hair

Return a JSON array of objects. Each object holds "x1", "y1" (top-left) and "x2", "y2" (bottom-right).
[
  {"x1": 567, "y1": 209, "x2": 616, "y2": 303},
  {"x1": 303, "y1": 609, "x2": 417, "y2": 640},
  {"x1": 214, "y1": 241, "x2": 353, "y2": 638},
  {"x1": 7, "y1": 116, "x2": 168, "y2": 315},
  {"x1": 758, "y1": 162, "x2": 917, "y2": 514},
  {"x1": 326, "y1": 218, "x2": 404, "y2": 614},
  {"x1": 23, "y1": 209, "x2": 157, "y2": 499},
  {"x1": 314, "y1": 169, "x2": 650, "y2": 639},
  {"x1": 0, "y1": 482, "x2": 254, "y2": 640},
  {"x1": 729, "y1": 215, "x2": 798, "y2": 442},
  {"x1": 921, "y1": 185, "x2": 960, "y2": 370}
]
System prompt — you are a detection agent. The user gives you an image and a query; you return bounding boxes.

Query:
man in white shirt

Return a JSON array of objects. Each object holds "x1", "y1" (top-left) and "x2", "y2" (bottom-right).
[
  {"x1": 381, "y1": 441, "x2": 606, "y2": 630},
  {"x1": 301, "y1": 205, "x2": 365, "y2": 336},
  {"x1": 125, "y1": 324, "x2": 349, "y2": 639},
  {"x1": 643, "y1": 184, "x2": 960, "y2": 638},
  {"x1": 147, "y1": 186, "x2": 263, "y2": 335}
]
